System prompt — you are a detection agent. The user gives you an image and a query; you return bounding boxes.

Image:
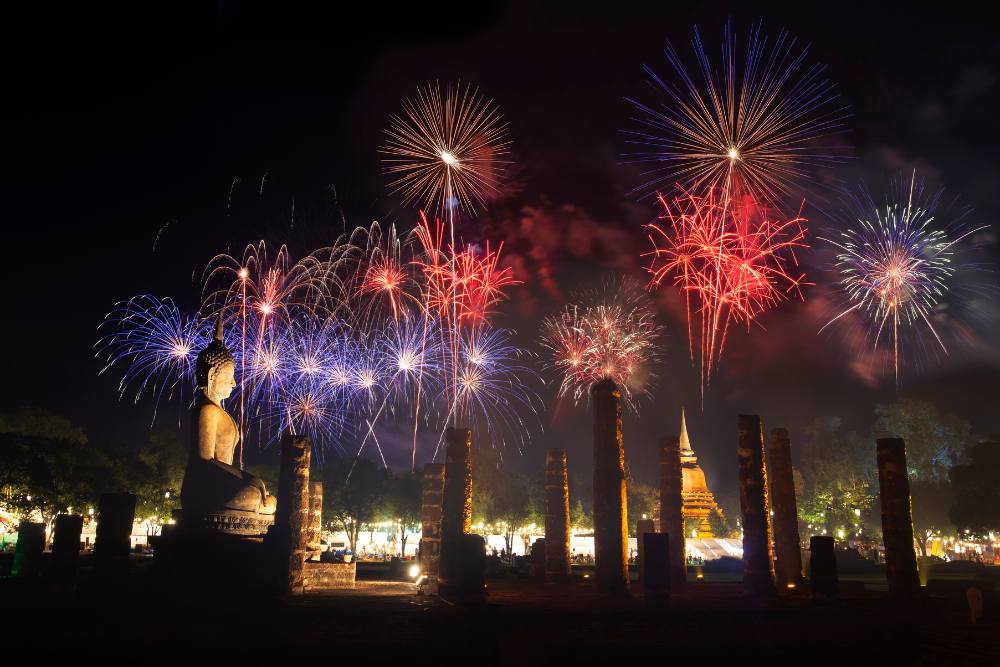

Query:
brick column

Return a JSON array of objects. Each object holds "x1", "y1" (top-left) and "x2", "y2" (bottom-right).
[
  {"x1": 876, "y1": 438, "x2": 919, "y2": 596},
  {"x1": 420, "y1": 463, "x2": 445, "y2": 576},
  {"x1": 439, "y1": 427, "x2": 473, "y2": 594},
  {"x1": 94, "y1": 492, "x2": 137, "y2": 577},
  {"x1": 306, "y1": 481, "x2": 323, "y2": 561},
  {"x1": 659, "y1": 435, "x2": 686, "y2": 588},
  {"x1": 592, "y1": 379, "x2": 628, "y2": 595},
  {"x1": 544, "y1": 448, "x2": 571, "y2": 581},
  {"x1": 276, "y1": 434, "x2": 311, "y2": 596},
  {"x1": 768, "y1": 428, "x2": 803, "y2": 589},
  {"x1": 737, "y1": 415, "x2": 775, "y2": 596}
]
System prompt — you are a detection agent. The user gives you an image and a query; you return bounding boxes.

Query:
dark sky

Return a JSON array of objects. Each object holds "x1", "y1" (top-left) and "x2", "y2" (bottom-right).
[{"x1": 4, "y1": 2, "x2": 999, "y2": 508}]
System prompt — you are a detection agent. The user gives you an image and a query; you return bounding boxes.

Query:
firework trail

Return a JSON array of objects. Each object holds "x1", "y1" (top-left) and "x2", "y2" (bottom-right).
[
  {"x1": 200, "y1": 241, "x2": 341, "y2": 464},
  {"x1": 383, "y1": 81, "x2": 513, "y2": 455},
  {"x1": 646, "y1": 187, "x2": 809, "y2": 397},
  {"x1": 96, "y1": 295, "x2": 209, "y2": 423},
  {"x1": 819, "y1": 171, "x2": 989, "y2": 386},
  {"x1": 441, "y1": 327, "x2": 540, "y2": 459},
  {"x1": 623, "y1": 20, "x2": 849, "y2": 211},
  {"x1": 541, "y1": 279, "x2": 662, "y2": 412},
  {"x1": 381, "y1": 80, "x2": 510, "y2": 218}
]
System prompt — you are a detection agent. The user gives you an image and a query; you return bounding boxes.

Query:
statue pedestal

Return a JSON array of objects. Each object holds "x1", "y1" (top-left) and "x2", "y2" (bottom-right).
[
  {"x1": 150, "y1": 511, "x2": 275, "y2": 599},
  {"x1": 199, "y1": 510, "x2": 275, "y2": 536}
]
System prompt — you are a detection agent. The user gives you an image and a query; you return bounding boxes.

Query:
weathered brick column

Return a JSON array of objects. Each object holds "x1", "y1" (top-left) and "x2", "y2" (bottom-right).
[
  {"x1": 306, "y1": 481, "x2": 323, "y2": 561},
  {"x1": 659, "y1": 435, "x2": 686, "y2": 588},
  {"x1": 94, "y1": 492, "x2": 137, "y2": 577},
  {"x1": 768, "y1": 428, "x2": 803, "y2": 589},
  {"x1": 544, "y1": 448, "x2": 571, "y2": 582},
  {"x1": 52, "y1": 513, "x2": 84, "y2": 587},
  {"x1": 636, "y1": 518, "x2": 655, "y2": 585},
  {"x1": 420, "y1": 463, "x2": 445, "y2": 576},
  {"x1": 737, "y1": 414, "x2": 775, "y2": 596},
  {"x1": 809, "y1": 535, "x2": 838, "y2": 597},
  {"x1": 439, "y1": 427, "x2": 473, "y2": 594},
  {"x1": 11, "y1": 522, "x2": 45, "y2": 578},
  {"x1": 876, "y1": 437, "x2": 919, "y2": 596},
  {"x1": 592, "y1": 379, "x2": 628, "y2": 595},
  {"x1": 642, "y1": 532, "x2": 670, "y2": 601},
  {"x1": 276, "y1": 434, "x2": 311, "y2": 596}
]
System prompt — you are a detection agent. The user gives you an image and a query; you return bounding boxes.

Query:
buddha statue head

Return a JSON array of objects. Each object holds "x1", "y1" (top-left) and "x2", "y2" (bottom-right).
[{"x1": 196, "y1": 314, "x2": 236, "y2": 404}]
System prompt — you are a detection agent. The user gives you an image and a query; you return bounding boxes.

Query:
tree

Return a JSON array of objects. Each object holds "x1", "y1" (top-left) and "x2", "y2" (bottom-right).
[
  {"x1": 477, "y1": 467, "x2": 533, "y2": 561},
  {"x1": 320, "y1": 457, "x2": 389, "y2": 552},
  {"x1": 386, "y1": 471, "x2": 422, "y2": 557},
  {"x1": 0, "y1": 407, "x2": 87, "y2": 445},
  {"x1": 0, "y1": 432, "x2": 117, "y2": 531},
  {"x1": 570, "y1": 498, "x2": 592, "y2": 531},
  {"x1": 795, "y1": 416, "x2": 879, "y2": 543},
  {"x1": 626, "y1": 481, "x2": 658, "y2": 536},
  {"x1": 125, "y1": 432, "x2": 187, "y2": 525},
  {"x1": 950, "y1": 440, "x2": 1000, "y2": 536},
  {"x1": 708, "y1": 508, "x2": 735, "y2": 538},
  {"x1": 873, "y1": 399, "x2": 974, "y2": 482},
  {"x1": 873, "y1": 399, "x2": 976, "y2": 553}
]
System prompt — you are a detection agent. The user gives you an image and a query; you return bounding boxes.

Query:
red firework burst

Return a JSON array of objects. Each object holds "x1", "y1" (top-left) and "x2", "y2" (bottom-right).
[
  {"x1": 646, "y1": 188, "x2": 810, "y2": 397},
  {"x1": 412, "y1": 212, "x2": 520, "y2": 329}
]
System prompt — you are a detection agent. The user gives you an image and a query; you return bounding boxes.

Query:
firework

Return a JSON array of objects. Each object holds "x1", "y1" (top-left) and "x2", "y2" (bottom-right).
[
  {"x1": 100, "y1": 212, "x2": 535, "y2": 466},
  {"x1": 96, "y1": 295, "x2": 209, "y2": 420},
  {"x1": 623, "y1": 20, "x2": 848, "y2": 209},
  {"x1": 541, "y1": 280, "x2": 662, "y2": 411},
  {"x1": 381, "y1": 81, "x2": 510, "y2": 218},
  {"x1": 646, "y1": 187, "x2": 809, "y2": 397},
  {"x1": 819, "y1": 172, "x2": 988, "y2": 386},
  {"x1": 445, "y1": 327, "x2": 540, "y2": 456}
]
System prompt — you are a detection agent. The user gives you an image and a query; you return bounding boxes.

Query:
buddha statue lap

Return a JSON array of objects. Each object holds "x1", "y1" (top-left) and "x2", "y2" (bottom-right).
[{"x1": 180, "y1": 317, "x2": 276, "y2": 533}]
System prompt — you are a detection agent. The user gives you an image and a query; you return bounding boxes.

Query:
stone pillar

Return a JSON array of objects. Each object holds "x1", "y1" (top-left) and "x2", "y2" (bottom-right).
[
  {"x1": 306, "y1": 481, "x2": 323, "y2": 561},
  {"x1": 531, "y1": 537, "x2": 546, "y2": 579},
  {"x1": 876, "y1": 438, "x2": 919, "y2": 596},
  {"x1": 275, "y1": 434, "x2": 311, "y2": 596},
  {"x1": 592, "y1": 379, "x2": 628, "y2": 595},
  {"x1": 439, "y1": 427, "x2": 473, "y2": 594},
  {"x1": 544, "y1": 448, "x2": 571, "y2": 582},
  {"x1": 11, "y1": 522, "x2": 45, "y2": 578},
  {"x1": 420, "y1": 463, "x2": 445, "y2": 576},
  {"x1": 52, "y1": 514, "x2": 84, "y2": 587},
  {"x1": 768, "y1": 428, "x2": 803, "y2": 589},
  {"x1": 94, "y1": 492, "x2": 137, "y2": 576},
  {"x1": 659, "y1": 435, "x2": 686, "y2": 588},
  {"x1": 737, "y1": 415, "x2": 775, "y2": 596},
  {"x1": 809, "y1": 535, "x2": 838, "y2": 597},
  {"x1": 642, "y1": 532, "x2": 670, "y2": 601},
  {"x1": 636, "y1": 518, "x2": 655, "y2": 585}
]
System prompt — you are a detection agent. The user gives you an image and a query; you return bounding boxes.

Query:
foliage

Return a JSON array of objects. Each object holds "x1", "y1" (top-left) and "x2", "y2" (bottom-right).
[
  {"x1": 476, "y1": 462, "x2": 535, "y2": 559},
  {"x1": 950, "y1": 440, "x2": 1000, "y2": 535},
  {"x1": 570, "y1": 498, "x2": 592, "y2": 531},
  {"x1": 626, "y1": 481, "x2": 658, "y2": 536},
  {"x1": 320, "y1": 456, "x2": 389, "y2": 552},
  {"x1": 130, "y1": 432, "x2": 186, "y2": 522},
  {"x1": 0, "y1": 406, "x2": 87, "y2": 445},
  {"x1": 385, "y1": 471, "x2": 422, "y2": 556},
  {"x1": 873, "y1": 399, "x2": 974, "y2": 482},
  {"x1": 794, "y1": 416, "x2": 878, "y2": 541},
  {"x1": 708, "y1": 508, "x2": 734, "y2": 538}
]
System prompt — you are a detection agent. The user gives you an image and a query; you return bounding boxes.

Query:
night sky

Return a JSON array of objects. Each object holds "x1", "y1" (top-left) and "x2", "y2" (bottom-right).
[{"x1": 4, "y1": 3, "x2": 999, "y2": 508}]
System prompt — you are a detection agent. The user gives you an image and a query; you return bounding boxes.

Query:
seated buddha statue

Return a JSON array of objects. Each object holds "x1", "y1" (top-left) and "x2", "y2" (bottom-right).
[{"x1": 180, "y1": 317, "x2": 277, "y2": 521}]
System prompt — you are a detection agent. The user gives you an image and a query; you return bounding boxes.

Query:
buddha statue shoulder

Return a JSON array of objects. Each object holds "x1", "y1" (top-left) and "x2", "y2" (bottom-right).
[{"x1": 180, "y1": 316, "x2": 276, "y2": 518}]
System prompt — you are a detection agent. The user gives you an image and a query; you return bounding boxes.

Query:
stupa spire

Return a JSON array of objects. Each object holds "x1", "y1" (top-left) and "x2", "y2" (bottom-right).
[{"x1": 679, "y1": 407, "x2": 694, "y2": 456}]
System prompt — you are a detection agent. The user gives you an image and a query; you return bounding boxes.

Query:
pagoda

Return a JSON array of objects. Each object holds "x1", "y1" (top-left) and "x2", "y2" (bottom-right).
[{"x1": 679, "y1": 408, "x2": 721, "y2": 537}]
